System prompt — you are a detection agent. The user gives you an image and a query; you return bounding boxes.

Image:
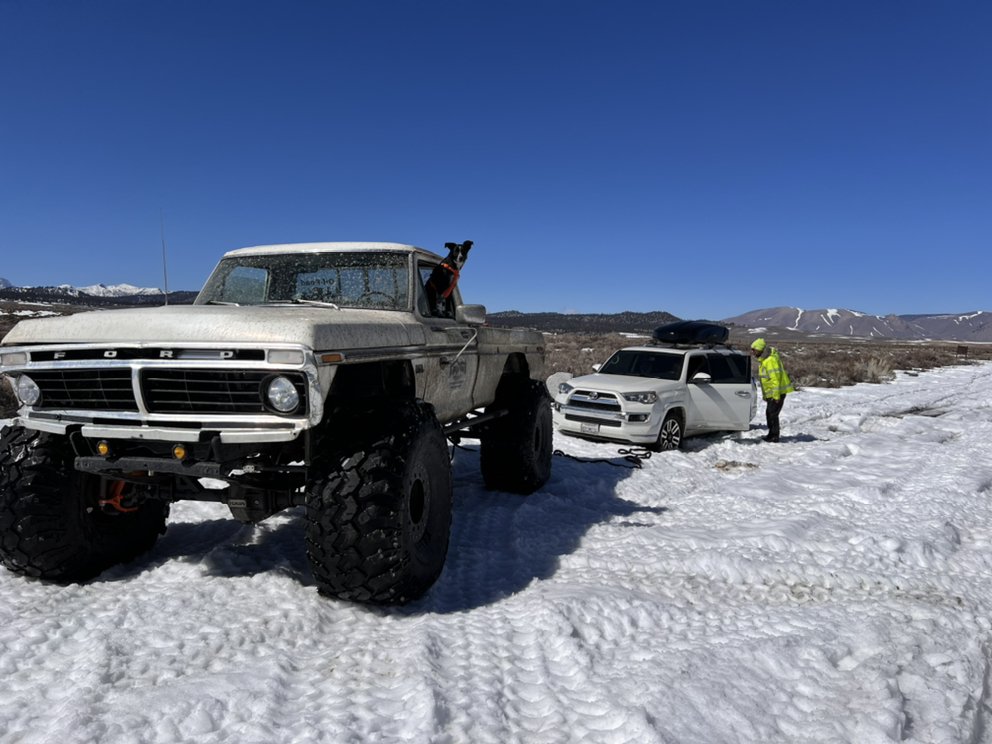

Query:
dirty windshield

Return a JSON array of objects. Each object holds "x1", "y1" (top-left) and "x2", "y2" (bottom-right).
[
  {"x1": 600, "y1": 350, "x2": 684, "y2": 380},
  {"x1": 197, "y1": 252, "x2": 410, "y2": 310}
]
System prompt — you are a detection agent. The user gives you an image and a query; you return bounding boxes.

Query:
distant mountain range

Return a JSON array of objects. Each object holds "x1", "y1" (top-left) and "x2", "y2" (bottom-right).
[
  {"x1": 722, "y1": 307, "x2": 992, "y2": 342},
  {"x1": 0, "y1": 283, "x2": 197, "y2": 306},
  {"x1": 489, "y1": 307, "x2": 992, "y2": 342},
  {"x1": 77, "y1": 283, "x2": 165, "y2": 298}
]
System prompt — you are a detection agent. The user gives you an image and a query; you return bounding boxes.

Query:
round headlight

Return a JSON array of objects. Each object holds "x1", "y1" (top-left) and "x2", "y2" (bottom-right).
[
  {"x1": 266, "y1": 376, "x2": 300, "y2": 413},
  {"x1": 15, "y1": 375, "x2": 41, "y2": 406}
]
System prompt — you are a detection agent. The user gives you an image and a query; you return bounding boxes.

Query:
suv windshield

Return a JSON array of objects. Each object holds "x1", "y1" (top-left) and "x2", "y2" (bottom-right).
[
  {"x1": 600, "y1": 350, "x2": 684, "y2": 380},
  {"x1": 196, "y1": 252, "x2": 410, "y2": 310}
]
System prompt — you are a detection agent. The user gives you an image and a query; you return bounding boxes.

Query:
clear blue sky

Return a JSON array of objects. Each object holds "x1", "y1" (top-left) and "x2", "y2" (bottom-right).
[{"x1": 1, "y1": 1, "x2": 989, "y2": 319}]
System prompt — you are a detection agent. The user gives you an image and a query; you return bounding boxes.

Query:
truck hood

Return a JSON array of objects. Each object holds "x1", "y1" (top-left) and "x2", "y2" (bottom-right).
[
  {"x1": 567, "y1": 373, "x2": 683, "y2": 395},
  {"x1": 1, "y1": 305, "x2": 428, "y2": 350}
]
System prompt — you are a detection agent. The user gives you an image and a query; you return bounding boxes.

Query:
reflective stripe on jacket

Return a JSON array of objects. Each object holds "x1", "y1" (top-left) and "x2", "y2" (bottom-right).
[{"x1": 758, "y1": 348, "x2": 795, "y2": 401}]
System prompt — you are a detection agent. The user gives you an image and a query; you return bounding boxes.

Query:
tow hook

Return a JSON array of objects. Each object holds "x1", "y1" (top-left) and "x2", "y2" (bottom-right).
[{"x1": 98, "y1": 480, "x2": 140, "y2": 513}]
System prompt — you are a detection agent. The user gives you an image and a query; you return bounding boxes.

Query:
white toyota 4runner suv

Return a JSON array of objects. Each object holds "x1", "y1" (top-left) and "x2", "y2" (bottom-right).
[{"x1": 552, "y1": 323, "x2": 757, "y2": 450}]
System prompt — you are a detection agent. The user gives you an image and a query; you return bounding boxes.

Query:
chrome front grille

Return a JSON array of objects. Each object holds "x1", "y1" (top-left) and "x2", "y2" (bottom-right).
[
  {"x1": 141, "y1": 370, "x2": 306, "y2": 415},
  {"x1": 568, "y1": 390, "x2": 622, "y2": 413},
  {"x1": 23, "y1": 366, "x2": 308, "y2": 416},
  {"x1": 5, "y1": 342, "x2": 318, "y2": 440},
  {"x1": 30, "y1": 369, "x2": 138, "y2": 411}
]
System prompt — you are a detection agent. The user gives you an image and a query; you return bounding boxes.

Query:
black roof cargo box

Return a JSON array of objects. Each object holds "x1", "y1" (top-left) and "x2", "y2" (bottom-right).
[{"x1": 653, "y1": 321, "x2": 729, "y2": 345}]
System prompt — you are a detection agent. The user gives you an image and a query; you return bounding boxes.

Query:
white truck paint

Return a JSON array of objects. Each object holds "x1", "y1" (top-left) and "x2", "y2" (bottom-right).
[{"x1": 0, "y1": 243, "x2": 553, "y2": 603}]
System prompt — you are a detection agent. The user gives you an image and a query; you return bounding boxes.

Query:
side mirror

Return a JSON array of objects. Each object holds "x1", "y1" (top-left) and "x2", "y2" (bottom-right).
[
  {"x1": 455, "y1": 304, "x2": 487, "y2": 326},
  {"x1": 592, "y1": 363, "x2": 602, "y2": 372},
  {"x1": 691, "y1": 372, "x2": 712, "y2": 384}
]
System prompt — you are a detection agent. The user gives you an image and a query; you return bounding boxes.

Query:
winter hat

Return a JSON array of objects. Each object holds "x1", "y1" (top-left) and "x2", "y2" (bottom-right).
[{"x1": 751, "y1": 338, "x2": 766, "y2": 352}]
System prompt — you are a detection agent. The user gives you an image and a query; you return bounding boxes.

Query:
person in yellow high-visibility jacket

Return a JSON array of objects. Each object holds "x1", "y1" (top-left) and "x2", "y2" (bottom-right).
[{"x1": 750, "y1": 338, "x2": 795, "y2": 442}]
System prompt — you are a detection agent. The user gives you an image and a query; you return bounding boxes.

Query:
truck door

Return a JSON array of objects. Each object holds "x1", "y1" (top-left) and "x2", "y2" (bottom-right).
[{"x1": 417, "y1": 262, "x2": 479, "y2": 422}]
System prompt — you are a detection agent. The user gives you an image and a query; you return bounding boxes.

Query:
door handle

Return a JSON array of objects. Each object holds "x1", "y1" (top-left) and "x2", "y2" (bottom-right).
[{"x1": 735, "y1": 391, "x2": 751, "y2": 398}]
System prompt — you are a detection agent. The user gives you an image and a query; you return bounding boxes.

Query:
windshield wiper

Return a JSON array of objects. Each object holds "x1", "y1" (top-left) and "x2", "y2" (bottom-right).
[
  {"x1": 264, "y1": 299, "x2": 341, "y2": 309},
  {"x1": 205, "y1": 300, "x2": 240, "y2": 306},
  {"x1": 293, "y1": 298, "x2": 340, "y2": 309}
]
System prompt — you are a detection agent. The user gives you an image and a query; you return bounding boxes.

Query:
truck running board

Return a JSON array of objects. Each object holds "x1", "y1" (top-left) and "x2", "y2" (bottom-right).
[{"x1": 442, "y1": 408, "x2": 508, "y2": 439}]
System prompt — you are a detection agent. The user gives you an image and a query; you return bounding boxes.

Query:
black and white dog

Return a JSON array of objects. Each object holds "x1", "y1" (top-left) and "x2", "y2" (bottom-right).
[{"x1": 425, "y1": 240, "x2": 473, "y2": 315}]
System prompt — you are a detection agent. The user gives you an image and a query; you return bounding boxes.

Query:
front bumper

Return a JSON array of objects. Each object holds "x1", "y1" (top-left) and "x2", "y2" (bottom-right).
[
  {"x1": 551, "y1": 401, "x2": 662, "y2": 444},
  {"x1": 21, "y1": 414, "x2": 307, "y2": 443}
]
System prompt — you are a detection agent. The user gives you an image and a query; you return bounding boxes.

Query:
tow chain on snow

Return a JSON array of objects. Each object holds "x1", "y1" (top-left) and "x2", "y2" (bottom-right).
[
  {"x1": 553, "y1": 447, "x2": 653, "y2": 469},
  {"x1": 449, "y1": 440, "x2": 651, "y2": 469}
]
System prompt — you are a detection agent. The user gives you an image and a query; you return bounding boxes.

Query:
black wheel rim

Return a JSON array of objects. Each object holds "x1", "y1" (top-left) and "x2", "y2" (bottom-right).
[{"x1": 407, "y1": 475, "x2": 430, "y2": 544}]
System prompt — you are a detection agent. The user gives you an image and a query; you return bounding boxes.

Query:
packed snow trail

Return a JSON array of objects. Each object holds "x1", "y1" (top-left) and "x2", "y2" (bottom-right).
[{"x1": 2, "y1": 362, "x2": 992, "y2": 743}]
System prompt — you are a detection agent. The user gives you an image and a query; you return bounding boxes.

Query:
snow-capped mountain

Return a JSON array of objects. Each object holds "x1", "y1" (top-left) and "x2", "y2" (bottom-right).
[
  {"x1": 897, "y1": 311, "x2": 992, "y2": 342},
  {"x1": 724, "y1": 306, "x2": 992, "y2": 342},
  {"x1": 76, "y1": 282, "x2": 163, "y2": 298},
  {"x1": 0, "y1": 282, "x2": 195, "y2": 307},
  {"x1": 0, "y1": 280, "x2": 163, "y2": 298}
]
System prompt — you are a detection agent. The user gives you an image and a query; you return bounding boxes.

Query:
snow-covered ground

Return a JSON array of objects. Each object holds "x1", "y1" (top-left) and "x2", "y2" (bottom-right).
[{"x1": 2, "y1": 362, "x2": 992, "y2": 743}]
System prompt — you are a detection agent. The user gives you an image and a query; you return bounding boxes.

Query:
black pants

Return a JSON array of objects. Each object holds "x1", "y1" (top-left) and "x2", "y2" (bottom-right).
[{"x1": 765, "y1": 395, "x2": 786, "y2": 440}]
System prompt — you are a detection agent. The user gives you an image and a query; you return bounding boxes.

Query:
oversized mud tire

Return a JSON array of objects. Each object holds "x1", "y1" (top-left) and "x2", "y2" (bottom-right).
[
  {"x1": 0, "y1": 426, "x2": 169, "y2": 581},
  {"x1": 653, "y1": 411, "x2": 683, "y2": 452},
  {"x1": 304, "y1": 400, "x2": 452, "y2": 604},
  {"x1": 480, "y1": 378, "x2": 553, "y2": 495}
]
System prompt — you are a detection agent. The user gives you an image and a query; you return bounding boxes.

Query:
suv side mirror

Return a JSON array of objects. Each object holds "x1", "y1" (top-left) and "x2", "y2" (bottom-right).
[
  {"x1": 691, "y1": 372, "x2": 712, "y2": 384},
  {"x1": 592, "y1": 363, "x2": 602, "y2": 372},
  {"x1": 455, "y1": 304, "x2": 487, "y2": 326}
]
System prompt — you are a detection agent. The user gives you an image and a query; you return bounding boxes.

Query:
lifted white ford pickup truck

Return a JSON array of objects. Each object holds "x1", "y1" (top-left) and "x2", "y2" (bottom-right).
[{"x1": 0, "y1": 242, "x2": 552, "y2": 603}]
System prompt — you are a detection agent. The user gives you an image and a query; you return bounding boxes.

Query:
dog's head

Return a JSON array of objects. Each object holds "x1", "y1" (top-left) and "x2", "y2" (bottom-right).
[{"x1": 443, "y1": 240, "x2": 473, "y2": 270}]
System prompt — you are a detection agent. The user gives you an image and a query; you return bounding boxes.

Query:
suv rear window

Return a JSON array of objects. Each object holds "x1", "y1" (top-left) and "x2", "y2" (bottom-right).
[{"x1": 706, "y1": 352, "x2": 750, "y2": 383}]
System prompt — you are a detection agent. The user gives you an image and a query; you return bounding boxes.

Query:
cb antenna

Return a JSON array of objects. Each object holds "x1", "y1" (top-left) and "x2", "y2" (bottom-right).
[{"x1": 160, "y1": 209, "x2": 170, "y2": 306}]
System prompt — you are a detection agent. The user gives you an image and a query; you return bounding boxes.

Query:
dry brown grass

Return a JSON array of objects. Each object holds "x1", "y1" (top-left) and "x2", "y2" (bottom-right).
[
  {"x1": 543, "y1": 332, "x2": 649, "y2": 377},
  {"x1": 761, "y1": 340, "x2": 990, "y2": 388},
  {"x1": 545, "y1": 332, "x2": 992, "y2": 388}
]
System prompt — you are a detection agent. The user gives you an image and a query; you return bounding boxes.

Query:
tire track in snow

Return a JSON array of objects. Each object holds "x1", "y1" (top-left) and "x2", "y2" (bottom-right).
[
  {"x1": 542, "y1": 362, "x2": 992, "y2": 742},
  {"x1": 422, "y1": 596, "x2": 665, "y2": 744},
  {"x1": 422, "y1": 447, "x2": 668, "y2": 742}
]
